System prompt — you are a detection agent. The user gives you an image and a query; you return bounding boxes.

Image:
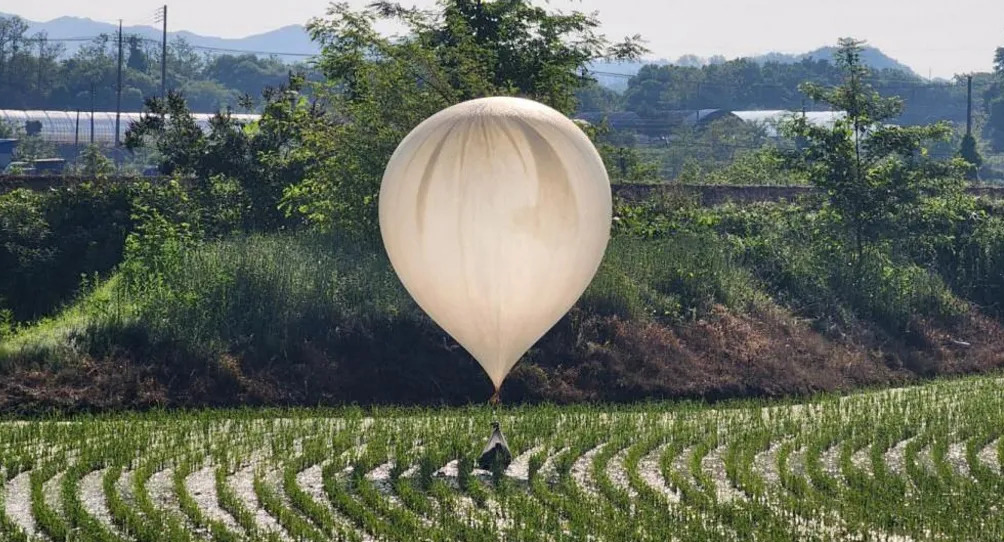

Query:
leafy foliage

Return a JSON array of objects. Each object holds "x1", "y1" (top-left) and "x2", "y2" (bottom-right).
[
  {"x1": 784, "y1": 38, "x2": 967, "y2": 262},
  {"x1": 0, "y1": 14, "x2": 305, "y2": 113},
  {"x1": 988, "y1": 98, "x2": 1004, "y2": 152},
  {"x1": 620, "y1": 55, "x2": 985, "y2": 127},
  {"x1": 12, "y1": 135, "x2": 57, "y2": 162},
  {"x1": 0, "y1": 186, "x2": 131, "y2": 322},
  {"x1": 281, "y1": 0, "x2": 645, "y2": 234},
  {"x1": 0, "y1": 117, "x2": 15, "y2": 139},
  {"x1": 126, "y1": 77, "x2": 322, "y2": 231},
  {"x1": 959, "y1": 133, "x2": 983, "y2": 180},
  {"x1": 75, "y1": 144, "x2": 115, "y2": 177}
]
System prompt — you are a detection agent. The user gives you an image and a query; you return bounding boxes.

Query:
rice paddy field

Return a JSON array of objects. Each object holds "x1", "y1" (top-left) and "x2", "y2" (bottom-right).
[{"x1": 1, "y1": 375, "x2": 1002, "y2": 542}]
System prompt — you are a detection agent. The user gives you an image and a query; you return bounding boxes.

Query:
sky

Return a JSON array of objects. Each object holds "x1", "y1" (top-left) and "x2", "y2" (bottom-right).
[{"x1": 1, "y1": 0, "x2": 1001, "y2": 79}]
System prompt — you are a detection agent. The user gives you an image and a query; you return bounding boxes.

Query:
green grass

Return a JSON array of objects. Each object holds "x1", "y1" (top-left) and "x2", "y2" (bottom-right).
[
  {"x1": 0, "y1": 229, "x2": 768, "y2": 370},
  {"x1": 0, "y1": 374, "x2": 1002, "y2": 541},
  {"x1": 0, "y1": 276, "x2": 137, "y2": 371},
  {"x1": 0, "y1": 200, "x2": 999, "y2": 410}
]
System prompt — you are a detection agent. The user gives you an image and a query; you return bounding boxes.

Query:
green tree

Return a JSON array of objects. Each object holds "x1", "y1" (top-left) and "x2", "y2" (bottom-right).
[
  {"x1": 281, "y1": 0, "x2": 645, "y2": 234},
  {"x1": 13, "y1": 135, "x2": 56, "y2": 162},
  {"x1": 126, "y1": 76, "x2": 320, "y2": 230},
  {"x1": 958, "y1": 133, "x2": 983, "y2": 180},
  {"x1": 204, "y1": 54, "x2": 290, "y2": 97},
  {"x1": 0, "y1": 117, "x2": 15, "y2": 138},
  {"x1": 127, "y1": 35, "x2": 148, "y2": 72},
  {"x1": 990, "y1": 98, "x2": 1004, "y2": 151},
  {"x1": 785, "y1": 38, "x2": 967, "y2": 264},
  {"x1": 984, "y1": 48, "x2": 1004, "y2": 152},
  {"x1": 77, "y1": 143, "x2": 115, "y2": 177},
  {"x1": 622, "y1": 55, "x2": 971, "y2": 127}
]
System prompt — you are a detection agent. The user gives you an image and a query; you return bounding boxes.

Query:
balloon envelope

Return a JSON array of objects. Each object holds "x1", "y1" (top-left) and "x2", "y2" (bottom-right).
[{"x1": 379, "y1": 97, "x2": 611, "y2": 390}]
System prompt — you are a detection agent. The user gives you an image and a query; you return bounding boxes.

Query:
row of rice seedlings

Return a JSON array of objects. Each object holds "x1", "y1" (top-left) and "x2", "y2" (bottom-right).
[
  {"x1": 29, "y1": 460, "x2": 68, "y2": 540},
  {"x1": 0, "y1": 468, "x2": 33, "y2": 542},
  {"x1": 214, "y1": 465, "x2": 282, "y2": 542},
  {"x1": 172, "y1": 457, "x2": 243, "y2": 542},
  {"x1": 254, "y1": 465, "x2": 329, "y2": 542}
]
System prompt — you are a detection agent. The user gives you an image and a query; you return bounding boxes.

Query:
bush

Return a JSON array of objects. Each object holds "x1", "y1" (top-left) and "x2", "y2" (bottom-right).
[
  {"x1": 614, "y1": 195, "x2": 974, "y2": 335},
  {"x1": 582, "y1": 233, "x2": 764, "y2": 322},
  {"x1": 0, "y1": 186, "x2": 132, "y2": 322},
  {"x1": 721, "y1": 203, "x2": 969, "y2": 333},
  {"x1": 0, "y1": 175, "x2": 273, "y2": 325}
]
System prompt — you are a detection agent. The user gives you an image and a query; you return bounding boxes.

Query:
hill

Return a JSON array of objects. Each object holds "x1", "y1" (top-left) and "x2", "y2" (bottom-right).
[
  {"x1": 592, "y1": 45, "x2": 920, "y2": 90},
  {"x1": 757, "y1": 45, "x2": 918, "y2": 74},
  {"x1": 0, "y1": 12, "x2": 319, "y2": 60},
  {"x1": 4, "y1": 12, "x2": 918, "y2": 83}
]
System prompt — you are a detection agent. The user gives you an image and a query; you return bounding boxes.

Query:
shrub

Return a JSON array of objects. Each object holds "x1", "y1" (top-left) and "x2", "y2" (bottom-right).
[
  {"x1": 0, "y1": 186, "x2": 131, "y2": 322},
  {"x1": 582, "y1": 233, "x2": 764, "y2": 323},
  {"x1": 0, "y1": 175, "x2": 266, "y2": 325}
]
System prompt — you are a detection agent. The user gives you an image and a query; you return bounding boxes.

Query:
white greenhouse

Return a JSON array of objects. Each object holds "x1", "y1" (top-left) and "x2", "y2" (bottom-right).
[
  {"x1": 731, "y1": 110, "x2": 846, "y2": 137},
  {"x1": 0, "y1": 110, "x2": 262, "y2": 145}
]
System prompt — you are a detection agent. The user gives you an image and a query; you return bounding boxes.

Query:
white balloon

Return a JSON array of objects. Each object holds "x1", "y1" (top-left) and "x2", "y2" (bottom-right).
[{"x1": 379, "y1": 97, "x2": 611, "y2": 391}]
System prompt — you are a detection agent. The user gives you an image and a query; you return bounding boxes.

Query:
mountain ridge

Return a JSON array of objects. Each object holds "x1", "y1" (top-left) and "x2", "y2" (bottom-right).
[
  {"x1": 591, "y1": 46, "x2": 922, "y2": 90},
  {"x1": 3, "y1": 12, "x2": 921, "y2": 83},
  {"x1": 0, "y1": 12, "x2": 318, "y2": 60}
]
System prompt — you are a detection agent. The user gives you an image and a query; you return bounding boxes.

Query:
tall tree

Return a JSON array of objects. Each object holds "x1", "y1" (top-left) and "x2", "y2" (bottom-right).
[
  {"x1": 785, "y1": 38, "x2": 967, "y2": 264},
  {"x1": 282, "y1": 0, "x2": 645, "y2": 234},
  {"x1": 127, "y1": 75, "x2": 323, "y2": 230},
  {"x1": 0, "y1": 16, "x2": 29, "y2": 83},
  {"x1": 127, "y1": 35, "x2": 149, "y2": 72},
  {"x1": 958, "y1": 133, "x2": 983, "y2": 180},
  {"x1": 989, "y1": 47, "x2": 1004, "y2": 151}
]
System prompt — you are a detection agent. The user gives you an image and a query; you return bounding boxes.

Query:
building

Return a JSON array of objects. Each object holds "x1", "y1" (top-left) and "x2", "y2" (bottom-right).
[
  {"x1": 574, "y1": 109, "x2": 846, "y2": 138},
  {"x1": 0, "y1": 139, "x2": 17, "y2": 169},
  {"x1": 730, "y1": 110, "x2": 846, "y2": 137},
  {"x1": 0, "y1": 110, "x2": 262, "y2": 146}
]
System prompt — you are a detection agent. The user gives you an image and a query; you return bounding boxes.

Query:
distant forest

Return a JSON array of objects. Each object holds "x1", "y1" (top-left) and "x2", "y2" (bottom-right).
[
  {"x1": 579, "y1": 58, "x2": 999, "y2": 127},
  {"x1": 0, "y1": 14, "x2": 310, "y2": 113},
  {"x1": 2, "y1": 12, "x2": 1003, "y2": 143}
]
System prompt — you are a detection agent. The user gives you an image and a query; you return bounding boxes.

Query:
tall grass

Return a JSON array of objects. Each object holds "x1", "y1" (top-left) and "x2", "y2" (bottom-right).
[
  {"x1": 130, "y1": 233, "x2": 414, "y2": 360},
  {"x1": 0, "y1": 196, "x2": 993, "y2": 378},
  {"x1": 1, "y1": 228, "x2": 769, "y2": 371},
  {"x1": 0, "y1": 276, "x2": 136, "y2": 370},
  {"x1": 582, "y1": 233, "x2": 766, "y2": 322}
]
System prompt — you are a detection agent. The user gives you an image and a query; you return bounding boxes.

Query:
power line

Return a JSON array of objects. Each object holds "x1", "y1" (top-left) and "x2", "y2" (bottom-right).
[
  {"x1": 171, "y1": 42, "x2": 316, "y2": 57},
  {"x1": 28, "y1": 34, "x2": 316, "y2": 58}
]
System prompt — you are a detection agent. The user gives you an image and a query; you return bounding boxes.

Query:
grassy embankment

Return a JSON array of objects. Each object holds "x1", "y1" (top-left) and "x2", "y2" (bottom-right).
[{"x1": 2, "y1": 189, "x2": 1002, "y2": 412}]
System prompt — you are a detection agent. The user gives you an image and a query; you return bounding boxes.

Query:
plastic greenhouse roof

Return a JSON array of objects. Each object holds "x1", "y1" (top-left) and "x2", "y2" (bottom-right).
[
  {"x1": 731, "y1": 110, "x2": 846, "y2": 136},
  {"x1": 0, "y1": 110, "x2": 261, "y2": 145}
]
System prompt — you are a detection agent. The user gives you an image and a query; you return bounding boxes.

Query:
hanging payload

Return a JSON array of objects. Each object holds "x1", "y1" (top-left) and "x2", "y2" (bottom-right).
[{"x1": 477, "y1": 421, "x2": 513, "y2": 471}]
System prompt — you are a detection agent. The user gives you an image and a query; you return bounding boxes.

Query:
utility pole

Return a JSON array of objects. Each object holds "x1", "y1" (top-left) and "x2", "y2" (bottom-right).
[
  {"x1": 966, "y1": 74, "x2": 974, "y2": 137},
  {"x1": 156, "y1": 5, "x2": 168, "y2": 98},
  {"x1": 89, "y1": 83, "x2": 95, "y2": 145},
  {"x1": 36, "y1": 37, "x2": 44, "y2": 93},
  {"x1": 115, "y1": 20, "x2": 124, "y2": 147}
]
